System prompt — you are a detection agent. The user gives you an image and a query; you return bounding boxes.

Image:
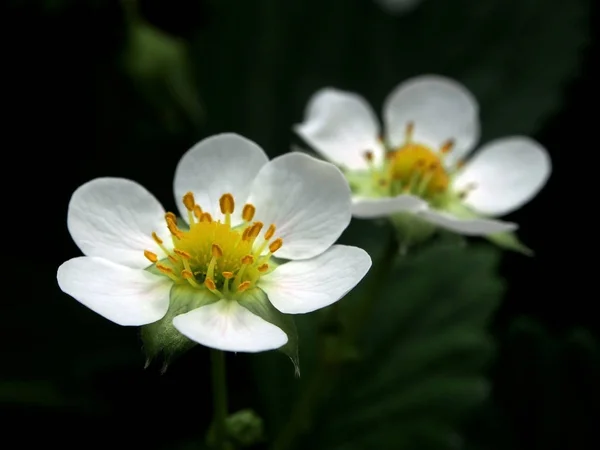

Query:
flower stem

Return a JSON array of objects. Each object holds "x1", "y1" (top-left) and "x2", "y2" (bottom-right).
[
  {"x1": 210, "y1": 349, "x2": 228, "y2": 449},
  {"x1": 272, "y1": 225, "x2": 399, "y2": 450}
]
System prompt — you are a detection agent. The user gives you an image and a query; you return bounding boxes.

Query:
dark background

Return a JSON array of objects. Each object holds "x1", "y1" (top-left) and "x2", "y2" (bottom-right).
[{"x1": 3, "y1": 0, "x2": 597, "y2": 449}]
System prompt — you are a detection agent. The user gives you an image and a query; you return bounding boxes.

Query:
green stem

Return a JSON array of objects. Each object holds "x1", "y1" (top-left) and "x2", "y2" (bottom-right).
[
  {"x1": 210, "y1": 349, "x2": 228, "y2": 449},
  {"x1": 272, "y1": 226, "x2": 399, "y2": 450}
]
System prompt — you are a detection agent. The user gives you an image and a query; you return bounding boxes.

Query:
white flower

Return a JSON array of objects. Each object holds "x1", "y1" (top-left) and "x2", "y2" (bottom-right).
[
  {"x1": 57, "y1": 133, "x2": 371, "y2": 353},
  {"x1": 294, "y1": 75, "x2": 551, "y2": 237}
]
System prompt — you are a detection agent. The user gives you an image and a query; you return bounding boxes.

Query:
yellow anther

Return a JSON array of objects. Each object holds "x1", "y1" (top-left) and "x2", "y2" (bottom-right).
[
  {"x1": 152, "y1": 232, "x2": 163, "y2": 245},
  {"x1": 174, "y1": 249, "x2": 191, "y2": 260},
  {"x1": 248, "y1": 222, "x2": 263, "y2": 240},
  {"x1": 219, "y1": 193, "x2": 235, "y2": 215},
  {"x1": 167, "y1": 220, "x2": 182, "y2": 238},
  {"x1": 156, "y1": 263, "x2": 173, "y2": 274},
  {"x1": 242, "y1": 203, "x2": 256, "y2": 222},
  {"x1": 200, "y1": 212, "x2": 213, "y2": 223},
  {"x1": 242, "y1": 227, "x2": 251, "y2": 241},
  {"x1": 182, "y1": 270, "x2": 194, "y2": 279},
  {"x1": 264, "y1": 224, "x2": 276, "y2": 240},
  {"x1": 212, "y1": 244, "x2": 223, "y2": 258},
  {"x1": 165, "y1": 212, "x2": 177, "y2": 223},
  {"x1": 268, "y1": 238, "x2": 283, "y2": 253},
  {"x1": 168, "y1": 255, "x2": 178, "y2": 264},
  {"x1": 241, "y1": 254, "x2": 254, "y2": 265},
  {"x1": 237, "y1": 281, "x2": 251, "y2": 293},
  {"x1": 204, "y1": 277, "x2": 216, "y2": 291},
  {"x1": 222, "y1": 271, "x2": 234, "y2": 279},
  {"x1": 144, "y1": 250, "x2": 158, "y2": 263},
  {"x1": 258, "y1": 263, "x2": 269, "y2": 273},
  {"x1": 364, "y1": 150, "x2": 374, "y2": 162},
  {"x1": 193, "y1": 205, "x2": 202, "y2": 220},
  {"x1": 440, "y1": 139, "x2": 455, "y2": 154},
  {"x1": 183, "y1": 192, "x2": 196, "y2": 211}
]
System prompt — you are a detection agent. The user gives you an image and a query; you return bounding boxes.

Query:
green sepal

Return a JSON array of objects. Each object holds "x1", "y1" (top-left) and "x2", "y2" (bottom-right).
[
  {"x1": 238, "y1": 289, "x2": 300, "y2": 377},
  {"x1": 446, "y1": 201, "x2": 534, "y2": 255},
  {"x1": 486, "y1": 231, "x2": 534, "y2": 256},
  {"x1": 141, "y1": 284, "x2": 218, "y2": 372}
]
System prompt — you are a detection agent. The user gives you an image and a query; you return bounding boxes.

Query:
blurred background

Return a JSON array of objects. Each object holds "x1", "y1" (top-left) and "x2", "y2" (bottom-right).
[{"x1": 3, "y1": 0, "x2": 597, "y2": 449}]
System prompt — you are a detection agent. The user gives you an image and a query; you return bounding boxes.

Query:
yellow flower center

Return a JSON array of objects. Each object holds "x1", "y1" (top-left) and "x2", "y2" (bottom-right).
[
  {"x1": 362, "y1": 122, "x2": 472, "y2": 205},
  {"x1": 144, "y1": 192, "x2": 283, "y2": 298}
]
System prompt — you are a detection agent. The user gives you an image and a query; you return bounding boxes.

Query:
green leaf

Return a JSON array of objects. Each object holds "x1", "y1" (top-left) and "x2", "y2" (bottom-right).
[
  {"x1": 141, "y1": 284, "x2": 217, "y2": 371},
  {"x1": 256, "y1": 241, "x2": 504, "y2": 449},
  {"x1": 239, "y1": 289, "x2": 300, "y2": 377}
]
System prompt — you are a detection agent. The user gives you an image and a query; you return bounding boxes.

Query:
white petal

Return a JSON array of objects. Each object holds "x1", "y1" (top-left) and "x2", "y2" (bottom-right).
[
  {"x1": 172, "y1": 300, "x2": 287, "y2": 352},
  {"x1": 419, "y1": 209, "x2": 517, "y2": 236},
  {"x1": 454, "y1": 137, "x2": 551, "y2": 216},
  {"x1": 352, "y1": 194, "x2": 427, "y2": 218},
  {"x1": 57, "y1": 257, "x2": 171, "y2": 326},
  {"x1": 247, "y1": 152, "x2": 352, "y2": 260},
  {"x1": 294, "y1": 88, "x2": 384, "y2": 170},
  {"x1": 383, "y1": 75, "x2": 480, "y2": 164},
  {"x1": 67, "y1": 177, "x2": 170, "y2": 269},
  {"x1": 261, "y1": 245, "x2": 372, "y2": 314},
  {"x1": 173, "y1": 133, "x2": 269, "y2": 223}
]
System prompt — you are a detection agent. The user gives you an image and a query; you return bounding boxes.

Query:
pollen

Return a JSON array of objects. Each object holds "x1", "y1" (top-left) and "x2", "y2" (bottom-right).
[{"x1": 144, "y1": 192, "x2": 285, "y2": 299}]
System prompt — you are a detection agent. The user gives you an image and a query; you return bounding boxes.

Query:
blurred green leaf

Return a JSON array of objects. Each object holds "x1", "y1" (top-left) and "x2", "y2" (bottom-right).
[
  {"x1": 252, "y1": 240, "x2": 503, "y2": 449},
  {"x1": 121, "y1": 7, "x2": 203, "y2": 133}
]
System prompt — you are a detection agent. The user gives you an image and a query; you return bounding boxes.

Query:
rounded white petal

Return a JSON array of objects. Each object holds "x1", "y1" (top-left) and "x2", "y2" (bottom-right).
[
  {"x1": 352, "y1": 194, "x2": 427, "y2": 218},
  {"x1": 57, "y1": 257, "x2": 171, "y2": 326},
  {"x1": 247, "y1": 152, "x2": 352, "y2": 260},
  {"x1": 383, "y1": 75, "x2": 480, "y2": 164},
  {"x1": 260, "y1": 245, "x2": 372, "y2": 314},
  {"x1": 172, "y1": 300, "x2": 287, "y2": 352},
  {"x1": 67, "y1": 177, "x2": 170, "y2": 269},
  {"x1": 173, "y1": 133, "x2": 269, "y2": 223},
  {"x1": 419, "y1": 209, "x2": 517, "y2": 236},
  {"x1": 454, "y1": 137, "x2": 551, "y2": 216},
  {"x1": 294, "y1": 88, "x2": 384, "y2": 170}
]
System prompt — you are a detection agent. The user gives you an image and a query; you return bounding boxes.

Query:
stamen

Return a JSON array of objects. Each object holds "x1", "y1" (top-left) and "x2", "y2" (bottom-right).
[
  {"x1": 264, "y1": 224, "x2": 276, "y2": 241},
  {"x1": 258, "y1": 263, "x2": 269, "y2": 272},
  {"x1": 268, "y1": 238, "x2": 283, "y2": 254},
  {"x1": 182, "y1": 270, "x2": 201, "y2": 288},
  {"x1": 363, "y1": 150, "x2": 374, "y2": 163},
  {"x1": 248, "y1": 222, "x2": 263, "y2": 242},
  {"x1": 183, "y1": 192, "x2": 195, "y2": 211},
  {"x1": 165, "y1": 212, "x2": 177, "y2": 223},
  {"x1": 405, "y1": 121, "x2": 414, "y2": 142},
  {"x1": 440, "y1": 139, "x2": 454, "y2": 154},
  {"x1": 237, "y1": 281, "x2": 251, "y2": 293},
  {"x1": 220, "y1": 193, "x2": 235, "y2": 227},
  {"x1": 200, "y1": 212, "x2": 213, "y2": 223},
  {"x1": 168, "y1": 255, "x2": 178, "y2": 264},
  {"x1": 193, "y1": 205, "x2": 202, "y2": 221},
  {"x1": 222, "y1": 271, "x2": 234, "y2": 279},
  {"x1": 204, "y1": 277, "x2": 217, "y2": 291},
  {"x1": 144, "y1": 250, "x2": 158, "y2": 263},
  {"x1": 152, "y1": 232, "x2": 163, "y2": 245},
  {"x1": 212, "y1": 244, "x2": 223, "y2": 258},
  {"x1": 241, "y1": 255, "x2": 254, "y2": 265},
  {"x1": 174, "y1": 249, "x2": 191, "y2": 259},
  {"x1": 242, "y1": 204, "x2": 256, "y2": 222},
  {"x1": 156, "y1": 263, "x2": 179, "y2": 282},
  {"x1": 166, "y1": 220, "x2": 183, "y2": 239}
]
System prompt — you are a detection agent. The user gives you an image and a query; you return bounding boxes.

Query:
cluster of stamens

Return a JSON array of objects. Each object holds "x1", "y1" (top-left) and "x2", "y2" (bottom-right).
[
  {"x1": 362, "y1": 122, "x2": 477, "y2": 205},
  {"x1": 144, "y1": 192, "x2": 283, "y2": 298}
]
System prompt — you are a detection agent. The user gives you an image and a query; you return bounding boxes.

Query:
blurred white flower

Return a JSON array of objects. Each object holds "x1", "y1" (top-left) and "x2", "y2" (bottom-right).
[
  {"x1": 294, "y1": 75, "x2": 551, "y2": 237},
  {"x1": 57, "y1": 133, "x2": 371, "y2": 353}
]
